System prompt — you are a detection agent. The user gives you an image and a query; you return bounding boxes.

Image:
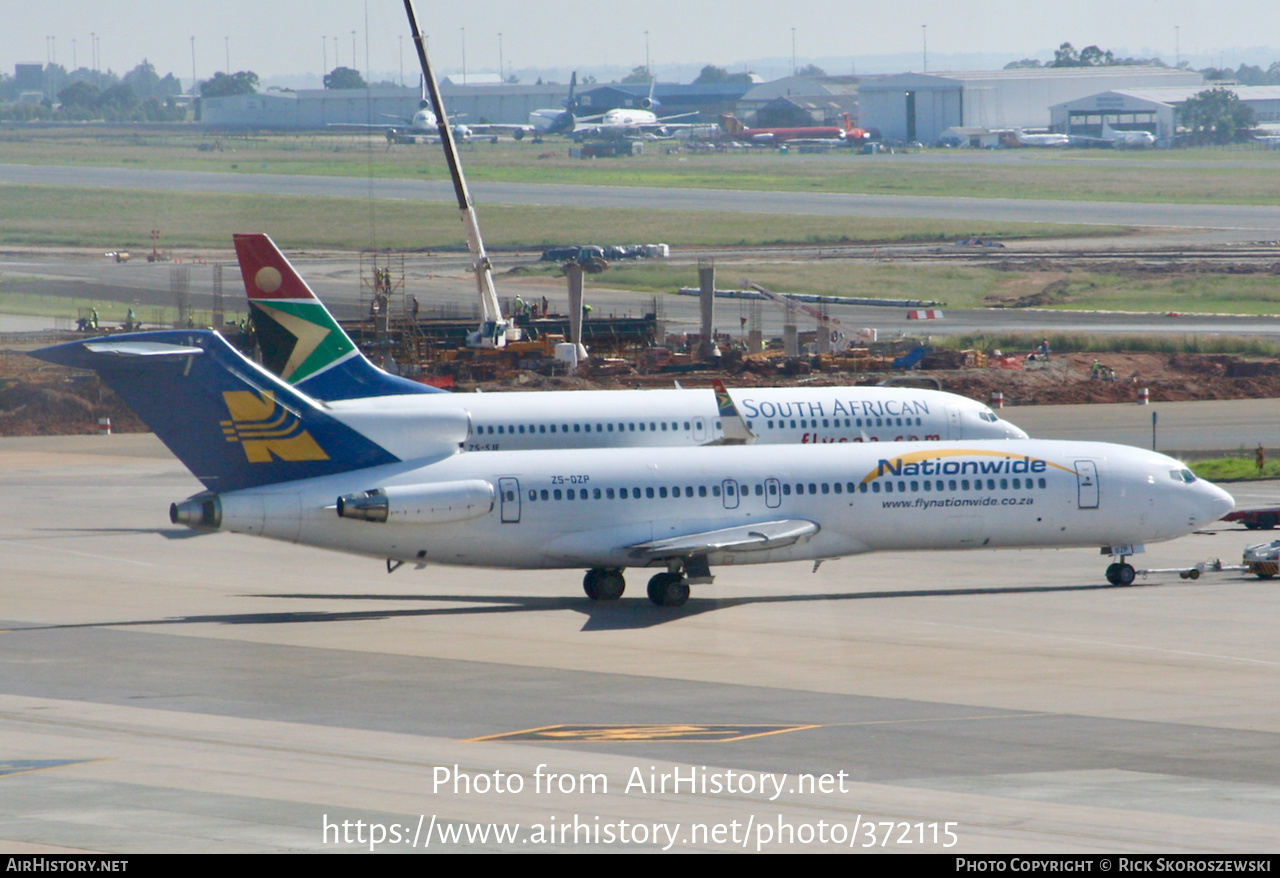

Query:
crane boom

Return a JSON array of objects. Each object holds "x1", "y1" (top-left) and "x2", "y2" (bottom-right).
[
  {"x1": 747, "y1": 282, "x2": 848, "y2": 345},
  {"x1": 402, "y1": 0, "x2": 509, "y2": 348}
]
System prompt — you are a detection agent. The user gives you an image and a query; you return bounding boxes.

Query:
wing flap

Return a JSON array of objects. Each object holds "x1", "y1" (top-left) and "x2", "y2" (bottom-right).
[{"x1": 628, "y1": 519, "x2": 819, "y2": 559}]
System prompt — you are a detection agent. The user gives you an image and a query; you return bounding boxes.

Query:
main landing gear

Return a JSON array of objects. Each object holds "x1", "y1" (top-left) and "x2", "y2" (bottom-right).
[
  {"x1": 583, "y1": 568, "x2": 690, "y2": 607},
  {"x1": 583, "y1": 556, "x2": 710, "y2": 607},
  {"x1": 582, "y1": 568, "x2": 626, "y2": 601},
  {"x1": 1105, "y1": 559, "x2": 1136, "y2": 586},
  {"x1": 647, "y1": 572, "x2": 690, "y2": 607}
]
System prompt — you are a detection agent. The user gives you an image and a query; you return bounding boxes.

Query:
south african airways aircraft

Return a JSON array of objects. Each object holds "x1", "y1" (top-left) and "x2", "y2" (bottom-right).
[
  {"x1": 233, "y1": 233, "x2": 1027, "y2": 451},
  {"x1": 34, "y1": 330, "x2": 1232, "y2": 606}
]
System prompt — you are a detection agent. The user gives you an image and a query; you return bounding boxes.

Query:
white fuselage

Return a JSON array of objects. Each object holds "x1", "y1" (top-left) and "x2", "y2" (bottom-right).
[
  {"x1": 1018, "y1": 133, "x2": 1070, "y2": 147},
  {"x1": 323, "y1": 386, "x2": 1025, "y2": 460},
  {"x1": 598, "y1": 108, "x2": 657, "y2": 128},
  {"x1": 211, "y1": 440, "x2": 1233, "y2": 573},
  {"x1": 529, "y1": 108, "x2": 567, "y2": 131}
]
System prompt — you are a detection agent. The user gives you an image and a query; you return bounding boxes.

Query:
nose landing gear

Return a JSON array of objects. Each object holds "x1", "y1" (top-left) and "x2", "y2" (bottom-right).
[{"x1": 1105, "y1": 560, "x2": 1136, "y2": 586}]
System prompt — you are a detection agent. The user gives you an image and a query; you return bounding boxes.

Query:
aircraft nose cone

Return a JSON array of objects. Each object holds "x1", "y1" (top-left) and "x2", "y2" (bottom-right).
[
  {"x1": 1209, "y1": 483, "x2": 1235, "y2": 521},
  {"x1": 1004, "y1": 421, "x2": 1029, "y2": 440}
]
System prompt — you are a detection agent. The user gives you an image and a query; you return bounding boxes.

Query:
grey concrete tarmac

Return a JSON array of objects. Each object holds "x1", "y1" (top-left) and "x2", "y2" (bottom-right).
[
  {"x1": 9, "y1": 161, "x2": 1280, "y2": 239},
  {"x1": 2, "y1": 430, "x2": 1280, "y2": 852},
  {"x1": 8, "y1": 247, "x2": 1280, "y2": 344}
]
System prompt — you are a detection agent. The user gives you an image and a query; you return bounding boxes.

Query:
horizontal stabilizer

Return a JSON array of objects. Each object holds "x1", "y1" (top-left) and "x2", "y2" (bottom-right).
[
  {"x1": 629, "y1": 519, "x2": 819, "y2": 559},
  {"x1": 84, "y1": 340, "x2": 204, "y2": 357}
]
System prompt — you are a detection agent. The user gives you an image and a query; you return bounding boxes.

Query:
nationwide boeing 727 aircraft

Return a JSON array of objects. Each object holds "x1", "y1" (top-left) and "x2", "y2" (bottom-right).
[
  {"x1": 34, "y1": 331, "x2": 1233, "y2": 607},
  {"x1": 233, "y1": 233, "x2": 1028, "y2": 450}
]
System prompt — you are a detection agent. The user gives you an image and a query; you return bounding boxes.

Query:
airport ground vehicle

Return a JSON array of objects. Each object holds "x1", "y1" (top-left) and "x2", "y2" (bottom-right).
[{"x1": 1223, "y1": 508, "x2": 1280, "y2": 530}]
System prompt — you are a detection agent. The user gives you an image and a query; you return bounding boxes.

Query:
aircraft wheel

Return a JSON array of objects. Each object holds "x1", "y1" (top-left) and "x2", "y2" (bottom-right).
[
  {"x1": 596, "y1": 571, "x2": 625, "y2": 601},
  {"x1": 1261, "y1": 513, "x2": 1278, "y2": 530},
  {"x1": 647, "y1": 572, "x2": 688, "y2": 606},
  {"x1": 647, "y1": 573, "x2": 670, "y2": 604},
  {"x1": 583, "y1": 569, "x2": 602, "y2": 600},
  {"x1": 663, "y1": 579, "x2": 690, "y2": 606},
  {"x1": 1114, "y1": 563, "x2": 1136, "y2": 586},
  {"x1": 1105, "y1": 562, "x2": 1121, "y2": 585}
]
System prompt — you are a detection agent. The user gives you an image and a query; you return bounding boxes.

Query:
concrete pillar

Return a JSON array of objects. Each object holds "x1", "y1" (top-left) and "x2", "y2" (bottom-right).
[
  {"x1": 697, "y1": 259, "x2": 716, "y2": 360},
  {"x1": 816, "y1": 324, "x2": 831, "y2": 354},
  {"x1": 783, "y1": 324, "x2": 799, "y2": 358},
  {"x1": 748, "y1": 330, "x2": 764, "y2": 353},
  {"x1": 565, "y1": 263, "x2": 588, "y2": 359}
]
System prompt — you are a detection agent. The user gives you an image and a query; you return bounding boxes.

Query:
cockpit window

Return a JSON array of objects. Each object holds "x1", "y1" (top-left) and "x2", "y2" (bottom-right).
[
  {"x1": 1170, "y1": 469, "x2": 1198, "y2": 484},
  {"x1": 978, "y1": 411, "x2": 998, "y2": 422}
]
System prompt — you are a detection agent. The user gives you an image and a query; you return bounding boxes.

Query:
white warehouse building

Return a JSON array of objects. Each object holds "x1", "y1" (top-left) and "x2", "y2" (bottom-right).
[
  {"x1": 1050, "y1": 85, "x2": 1280, "y2": 143},
  {"x1": 859, "y1": 67, "x2": 1203, "y2": 144}
]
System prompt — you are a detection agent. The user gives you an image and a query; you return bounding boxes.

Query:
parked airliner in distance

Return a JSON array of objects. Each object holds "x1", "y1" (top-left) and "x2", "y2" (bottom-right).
[
  {"x1": 719, "y1": 113, "x2": 870, "y2": 145},
  {"x1": 33, "y1": 331, "x2": 1233, "y2": 607},
  {"x1": 233, "y1": 233, "x2": 1027, "y2": 452},
  {"x1": 1069, "y1": 122, "x2": 1157, "y2": 149}
]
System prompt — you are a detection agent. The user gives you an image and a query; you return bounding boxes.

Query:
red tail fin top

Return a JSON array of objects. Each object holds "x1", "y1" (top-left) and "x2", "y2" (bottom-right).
[{"x1": 233, "y1": 233, "x2": 319, "y2": 301}]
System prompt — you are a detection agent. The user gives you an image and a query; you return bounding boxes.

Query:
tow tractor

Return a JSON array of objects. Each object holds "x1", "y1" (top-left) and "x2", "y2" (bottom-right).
[{"x1": 1242, "y1": 539, "x2": 1280, "y2": 578}]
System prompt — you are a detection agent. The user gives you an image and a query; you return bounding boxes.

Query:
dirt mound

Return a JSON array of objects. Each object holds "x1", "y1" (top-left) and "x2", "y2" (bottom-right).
[
  {"x1": 0, "y1": 364, "x2": 146, "y2": 437},
  {"x1": 940, "y1": 352, "x2": 1280, "y2": 406},
  {"x1": 5, "y1": 345, "x2": 1280, "y2": 435}
]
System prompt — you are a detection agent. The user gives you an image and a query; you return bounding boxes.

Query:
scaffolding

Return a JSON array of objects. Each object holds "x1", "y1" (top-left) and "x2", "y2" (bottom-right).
[
  {"x1": 212, "y1": 263, "x2": 225, "y2": 328},
  {"x1": 357, "y1": 250, "x2": 431, "y2": 371}
]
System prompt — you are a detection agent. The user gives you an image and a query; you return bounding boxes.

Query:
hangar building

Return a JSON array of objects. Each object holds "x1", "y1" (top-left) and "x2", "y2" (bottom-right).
[
  {"x1": 1050, "y1": 85, "x2": 1280, "y2": 142},
  {"x1": 859, "y1": 67, "x2": 1203, "y2": 144}
]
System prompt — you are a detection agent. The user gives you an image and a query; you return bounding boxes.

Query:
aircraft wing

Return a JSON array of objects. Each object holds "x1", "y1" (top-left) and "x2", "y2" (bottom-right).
[
  {"x1": 466, "y1": 123, "x2": 534, "y2": 139},
  {"x1": 327, "y1": 122, "x2": 398, "y2": 131},
  {"x1": 627, "y1": 519, "x2": 819, "y2": 560}
]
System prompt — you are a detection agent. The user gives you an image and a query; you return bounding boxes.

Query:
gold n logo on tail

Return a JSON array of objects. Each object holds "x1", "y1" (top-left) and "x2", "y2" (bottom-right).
[{"x1": 220, "y1": 391, "x2": 329, "y2": 463}]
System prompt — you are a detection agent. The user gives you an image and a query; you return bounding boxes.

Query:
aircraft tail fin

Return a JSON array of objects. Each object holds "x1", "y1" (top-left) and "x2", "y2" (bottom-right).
[
  {"x1": 564, "y1": 71, "x2": 578, "y2": 110},
  {"x1": 710, "y1": 379, "x2": 756, "y2": 444},
  {"x1": 719, "y1": 114, "x2": 744, "y2": 135},
  {"x1": 641, "y1": 76, "x2": 658, "y2": 110},
  {"x1": 233, "y1": 233, "x2": 445, "y2": 399},
  {"x1": 31, "y1": 330, "x2": 399, "y2": 493}
]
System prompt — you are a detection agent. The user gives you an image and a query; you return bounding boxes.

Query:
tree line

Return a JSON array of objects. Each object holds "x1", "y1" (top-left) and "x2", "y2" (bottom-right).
[{"x1": 0, "y1": 60, "x2": 399, "y2": 122}]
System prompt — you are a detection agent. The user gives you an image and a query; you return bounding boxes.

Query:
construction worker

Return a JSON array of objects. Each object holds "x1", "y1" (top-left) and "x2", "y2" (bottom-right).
[{"x1": 1258, "y1": 444, "x2": 1267, "y2": 474}]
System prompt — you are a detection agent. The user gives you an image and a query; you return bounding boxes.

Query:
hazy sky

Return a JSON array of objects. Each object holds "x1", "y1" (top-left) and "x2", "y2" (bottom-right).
[{"x1": 8, "y1": 1, "x2": 1280, "y2": 86}]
